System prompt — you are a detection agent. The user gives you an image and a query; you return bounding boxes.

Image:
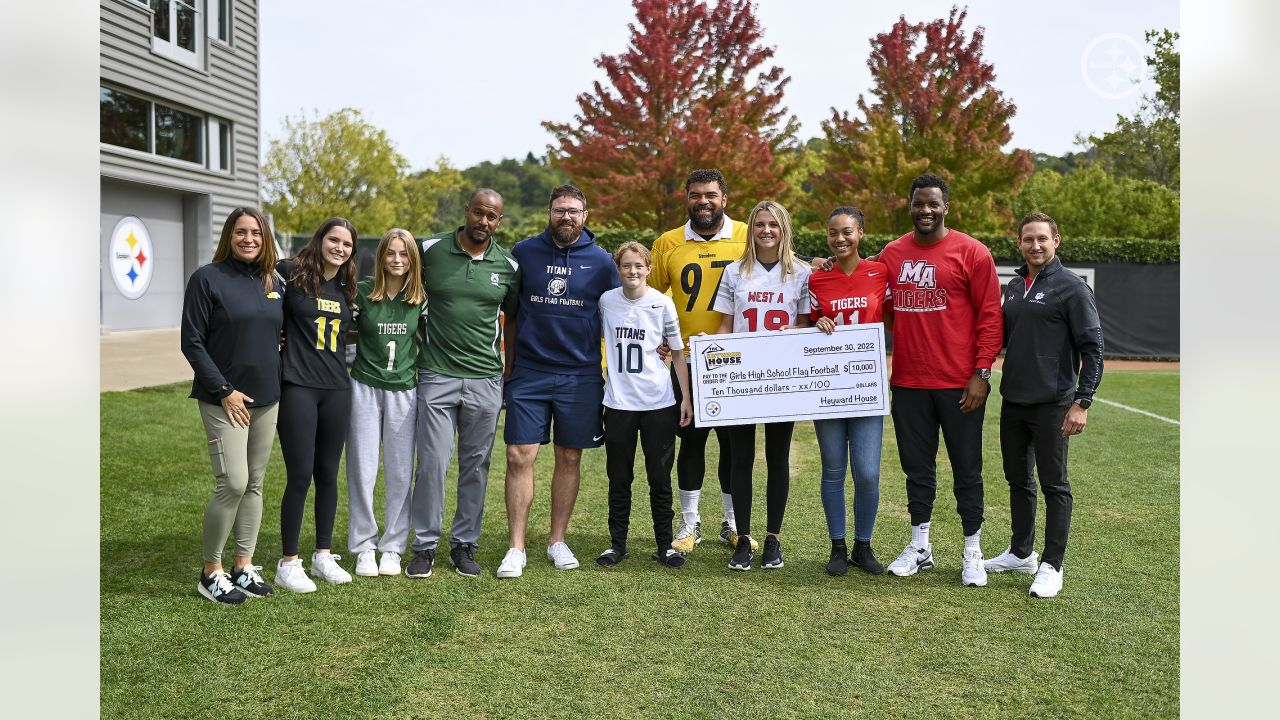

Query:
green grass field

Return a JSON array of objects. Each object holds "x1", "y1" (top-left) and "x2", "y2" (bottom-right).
[{"x1": 101, "y1": 371, "x2": 1179, "y2": 719}]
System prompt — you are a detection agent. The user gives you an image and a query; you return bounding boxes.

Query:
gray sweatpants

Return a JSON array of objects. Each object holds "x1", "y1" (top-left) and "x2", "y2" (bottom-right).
[
  {"x1": 199, "y1": 401, "x2": 279, "y2": 564},
  {"x1": 410, "y1": 370, "x2": 503, "y2": 551},
  {"x1": 346, "y1": 378, "x2": 416, "y2": 554}
]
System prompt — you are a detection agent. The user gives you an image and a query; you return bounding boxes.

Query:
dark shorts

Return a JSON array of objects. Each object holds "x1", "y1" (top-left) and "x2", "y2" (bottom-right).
[{"x1": 503, "y1": 368, "x2": 605, "y2": 448}]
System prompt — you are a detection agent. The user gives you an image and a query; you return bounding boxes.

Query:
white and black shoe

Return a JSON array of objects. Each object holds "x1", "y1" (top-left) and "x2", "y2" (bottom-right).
[
  {"x1": 761, "y1": 536, "x2": 784, "y2": 569},
  {"x1": 596, "y1": 547, "x2": 628, "y2": 567},
  {"x1": 229, "y1": 564, "x2": 273, "y2": 597},
  {"x1": 1029, "y1": 562, "x2": 1064, "y2": 598},
  {"x1": 198, "y1": 570, "x2": 247, "y2": 605},
  {"x1": 887, "y1": 543, "x2": 934, "y2": 577},
  {"x1": 651, "y1": 548, "x2": 686, "y2": 568},
  {"x1": 728, "y1": 536, "x2": 754, "y2": 571}
]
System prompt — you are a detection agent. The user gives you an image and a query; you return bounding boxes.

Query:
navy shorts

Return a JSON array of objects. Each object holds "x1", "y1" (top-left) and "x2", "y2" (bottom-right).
[{"x1": 503, "y1": 368, "x2": 605, "y2": 448}]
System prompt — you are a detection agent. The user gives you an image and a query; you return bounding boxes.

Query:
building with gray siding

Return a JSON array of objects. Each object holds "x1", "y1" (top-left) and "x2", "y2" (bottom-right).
[{"x1": 100, "y1": 0, "x2": 260, "y2": 330}]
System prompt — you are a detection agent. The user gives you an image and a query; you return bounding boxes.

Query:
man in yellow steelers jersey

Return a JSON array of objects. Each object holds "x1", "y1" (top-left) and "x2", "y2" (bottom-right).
[{"x1": 649, "y1": 168, "x2": 754, "y2": 554}]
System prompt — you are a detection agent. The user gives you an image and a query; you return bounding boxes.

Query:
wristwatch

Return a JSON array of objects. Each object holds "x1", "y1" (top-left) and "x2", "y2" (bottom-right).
[
  {"x1": 974, "y1": 368, "x2": 991, "y2": 381},
  {"x1": 1075, "y1": 396, "x2": 1092, "y2": 409}
]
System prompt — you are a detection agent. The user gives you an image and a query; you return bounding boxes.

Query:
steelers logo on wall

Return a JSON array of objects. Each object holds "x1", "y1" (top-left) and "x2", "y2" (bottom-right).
[{"x1": 109, "y1": 216, "x2": 154, "y2": 300}]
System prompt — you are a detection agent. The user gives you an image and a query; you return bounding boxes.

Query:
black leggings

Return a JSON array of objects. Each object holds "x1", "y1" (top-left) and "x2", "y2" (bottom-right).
[
  {"x1": 671, "y1": 364, "x2": 731, "y2": 493},
  {"x1": 278, "y1": 382, "x2": 352, "y2": 556},
  {"x1": 727, "y1": 422, "x2": 794, "y2": 537}
]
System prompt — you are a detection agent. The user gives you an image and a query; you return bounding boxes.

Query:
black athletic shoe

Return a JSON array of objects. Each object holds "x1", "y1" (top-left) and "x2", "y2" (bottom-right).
[
  {"x1": 596, "y1": 547, "x2": 629, "y2": 566},
  {"x1": 825, "y1": 540, "x2": 849, "y2": 577},
  {"x1": 761, "y1": 536, "x2": 784, "y2": 569},
  {"x1": 651, "y1": 548, "x2": 686, "y2": 568},
  {"x1": 405, "y1": 549, "x2": 435, "y2": 578},
  {"x1": 728, "y1": 536, "x2": 753, "y2": 571},
  {"x1": 450, "y1": 543, "x2": 480, "y2": 577},
  {"x1": 850, "y1": 540, "x2": 884, "y2": 575},
  {"x1": 198, "y1": 570, "x2": 247, "y2": 605},
  {"x1": 230, "y1": 564, "x2": 273, "y2": 597}
]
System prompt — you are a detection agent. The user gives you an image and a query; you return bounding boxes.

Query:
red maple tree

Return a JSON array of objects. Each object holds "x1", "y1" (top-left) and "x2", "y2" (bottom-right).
[
  {"x1": 810, "y1": 6, "x2": 1033, "y2": 234},
  {"x1": 543, "y1": 0, "x2": 799, "y2": 231}
]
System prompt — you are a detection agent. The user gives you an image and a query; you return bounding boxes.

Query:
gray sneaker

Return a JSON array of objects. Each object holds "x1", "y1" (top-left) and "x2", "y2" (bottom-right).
[{"x1": 450, "y1": 543, "x2": 481, "y2": 577}]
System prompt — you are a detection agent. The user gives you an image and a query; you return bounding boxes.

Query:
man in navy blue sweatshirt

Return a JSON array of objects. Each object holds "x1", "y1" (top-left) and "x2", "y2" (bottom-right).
[{"x1": 496, "y1": 184, "x2": 621, "y2": 578}]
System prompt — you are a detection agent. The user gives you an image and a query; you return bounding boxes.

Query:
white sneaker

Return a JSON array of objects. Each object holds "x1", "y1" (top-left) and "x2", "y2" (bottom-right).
[
  {"x1": 311, "y1": 552, "x2": 353, "y2": 585},
  {"x1": 961, "y1": 547, "x2": 988, "y2": 587},
  {"x1": 1029, "y1": 562, "x2": 1064, "y2": 598},
  {"x1": 887, "y1": 543, "x2": 934, "y2": 577},
  {"x1": 496, "y1": 548, "x2": 527, "y2": 578},
  {"x1": 378, "y1": 551, "x2": 402, "y2": 576},
  {"x1": 984, "y1": 548, "x2": 1039, "y2": 575},
  {"x1": 547, "y1": 541, "x2": 580, "y2": 570},
  {"x1": 672, "y1": 517, "x2": 701, "y2": 553},
  {"x1": 275, "y1": 558, "x2": 317, "y2": 594},
  {"x1": 354, "y1": 550, "x2": 378, "y2": 577}
]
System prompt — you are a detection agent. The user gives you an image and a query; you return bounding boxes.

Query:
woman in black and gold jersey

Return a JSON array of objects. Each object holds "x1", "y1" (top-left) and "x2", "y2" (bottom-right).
[
  {"x1": 345, "y1": 228, "x2": 426, "y2": 578},
  {"x1": 274, "y1": 217, "x2": 358, "y2": 593}
]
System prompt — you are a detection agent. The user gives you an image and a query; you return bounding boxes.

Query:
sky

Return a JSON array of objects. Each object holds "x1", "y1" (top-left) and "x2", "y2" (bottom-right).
[{"x1": 259, "y1": 0, "x2": 1179, "y2": 171}]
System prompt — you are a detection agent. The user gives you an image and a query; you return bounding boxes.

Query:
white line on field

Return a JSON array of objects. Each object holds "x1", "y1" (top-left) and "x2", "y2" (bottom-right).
[{"x1": 1093, "y1": 397, "x2": 1180, "y2": 425}]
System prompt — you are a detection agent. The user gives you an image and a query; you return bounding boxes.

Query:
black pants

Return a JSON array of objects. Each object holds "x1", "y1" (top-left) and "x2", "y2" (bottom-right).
[
  {"x1": 671, "y1": 364, "x2": 731, "y2": 494},
  {"x1": 727, "y1": 422, "x2": 794, "y2": 537},
  {"x1": 1000, "y1": 398, "x2": 1073, "y2": 569},
  {"x1": 890, "y1": 386, "x2": 985, "y2": 535},
  {"x1": 604, "y1": 405, "x2": 677, "y2": 551},
  {"x1": 278, "y1": 382, "x2": 352, "y2": 556}
]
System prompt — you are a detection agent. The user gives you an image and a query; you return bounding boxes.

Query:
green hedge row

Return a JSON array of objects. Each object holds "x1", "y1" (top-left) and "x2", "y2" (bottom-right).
[{"x1": 285, "y1": 228, "x2": 1180, "y2": 264}]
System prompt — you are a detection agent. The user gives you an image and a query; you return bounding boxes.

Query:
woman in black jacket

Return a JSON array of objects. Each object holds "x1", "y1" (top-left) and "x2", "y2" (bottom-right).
[{"x1": 180, "y1": 207, "x2": 284, "y2": 604}]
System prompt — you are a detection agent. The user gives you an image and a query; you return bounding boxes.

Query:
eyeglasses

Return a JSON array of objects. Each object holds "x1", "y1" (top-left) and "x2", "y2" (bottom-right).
[{"x1": 550, "y1": 208, "x2": 585, "y2": 218}]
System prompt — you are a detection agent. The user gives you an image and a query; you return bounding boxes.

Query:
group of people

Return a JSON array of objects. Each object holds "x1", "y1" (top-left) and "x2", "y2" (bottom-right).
[{"x1": 180, "y1": 168, "x2": 1103, "y2": 606}]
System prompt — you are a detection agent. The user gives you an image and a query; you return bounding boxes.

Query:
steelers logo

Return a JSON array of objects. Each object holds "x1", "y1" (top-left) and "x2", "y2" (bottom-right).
[
  {"x1": 109, "y1": 216, "x2": 154, "y2": 300},
  {"x1": 705, "y1": 401, "x2": 722, "y2": 417},
  {"x1": 548, "y1": 277, "x2": 567, "y2": 296}
]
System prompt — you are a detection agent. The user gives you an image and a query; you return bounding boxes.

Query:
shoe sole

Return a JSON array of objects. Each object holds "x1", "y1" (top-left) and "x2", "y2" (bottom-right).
[
  {"x1": 728, "y1": 559, "x2": 752, "y2": 571},
  {"x1": 597, "y1": 551, "x2": 629, "y2": 567},
  {"x1": 235, "y1": 583, "x2": 273, "y2": 598},
  {"x1": 197, "y1": 582, "x2": 246, "y2": 605},
  {"x1": 1029, "y1": 589, "x2": 1059, "y2": 598},
  {"x1": 963, "y1": 577, "x2": 988, "y2": 587},
  {"x1": 451, "y1": 562, "x2": 481, "y2": 578},
  {"x1": 825, "y1": 565, "x2": 848, "y2": 577},
  {"x1": 762, "y1": 558, "x2": 784, "y2": 569},
  {"x1": 278, "y1": 582, "x2": 317, "y2": 593},
  {"x1": 495, "y1": 568, "x2": 523, "y2": 578},
  {"x1": 404, "y1": 569, "x2": 433, "y2": 578},
  {"x1": 355, "y1": 568, "x2": 379, "y2": 577},
  {"x1": 378, "y1": 568, "x2": 400, "y2": 576},
  {"x1": 311, "y1": 574, "x2": 352, "y2": 585}
]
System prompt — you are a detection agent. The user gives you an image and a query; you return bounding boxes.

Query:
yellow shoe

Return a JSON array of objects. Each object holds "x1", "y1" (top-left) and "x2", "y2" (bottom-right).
[
  {"x1": 672, "y1": 518, "x2": 702, "y2": 553},
  {"x1": 720, "y1": 521, "x2": 758, "y2": 551}
]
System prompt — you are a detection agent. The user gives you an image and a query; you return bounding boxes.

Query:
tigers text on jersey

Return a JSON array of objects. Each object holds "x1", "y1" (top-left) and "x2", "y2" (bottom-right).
[
  {"x1": 278, "y1": 259, "x2": 353, "y2": 390},
  {"x1": 648, "y1": 218, "x2": 748, "y2": 344},
  {"x1": 351, "y1": 278, "x2": 423, "y2": 391},
  {"x1": 808, "y1": 259, "x2": 890, "y2": 326},
  {"x1": 600, "y1": 287, "x2": 684, "y2": 411},
  {"x1": 712, "y1": 259, "x2": 811, "y2": 333}
]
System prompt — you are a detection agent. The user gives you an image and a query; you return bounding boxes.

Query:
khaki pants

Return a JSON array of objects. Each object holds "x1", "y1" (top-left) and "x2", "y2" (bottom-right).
[{"x1": 199, "y1": 401, "x2": 279, "y2": 564}]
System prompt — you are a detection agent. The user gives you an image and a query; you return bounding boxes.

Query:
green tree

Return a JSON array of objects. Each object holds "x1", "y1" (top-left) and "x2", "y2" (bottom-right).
[
  {"x1": 1086, "y1": 30, "x2": 1179, "y2": 188},
  {"x1": 400, "y1": 156, "x2": 467, "y2": 235},
  {"x1": 263, "y1": 108, "x2": 408, "y2": 237},
  {"x1": 1012, "y1": 166, "x2": 1179, "y2": 240}
]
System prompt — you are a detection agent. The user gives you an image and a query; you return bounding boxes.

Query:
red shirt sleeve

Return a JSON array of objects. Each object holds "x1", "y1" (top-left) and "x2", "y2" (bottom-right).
[{"x1": 968, "y1": 243, "x2": 1004, "y2": 369}]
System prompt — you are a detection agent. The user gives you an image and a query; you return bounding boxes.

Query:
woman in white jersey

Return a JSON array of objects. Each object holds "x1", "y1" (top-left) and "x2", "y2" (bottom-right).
[
  {"x1": 712, "y1": 200, "x2": 811, "y2": 571},
  {"x1": 596, "y1": 241, "x2": 693, "y2": 568}
]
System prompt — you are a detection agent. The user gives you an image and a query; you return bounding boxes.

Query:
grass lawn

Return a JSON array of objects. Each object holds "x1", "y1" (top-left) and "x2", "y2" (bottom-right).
[{"x1": 101, "y1": 371, "x2": 1179, "y2": 719}]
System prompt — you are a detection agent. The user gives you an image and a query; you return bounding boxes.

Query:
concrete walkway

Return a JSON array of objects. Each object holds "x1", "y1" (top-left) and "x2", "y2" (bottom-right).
[{"x1": 100, "y1": 328, "x2": 192, "y2": 392}]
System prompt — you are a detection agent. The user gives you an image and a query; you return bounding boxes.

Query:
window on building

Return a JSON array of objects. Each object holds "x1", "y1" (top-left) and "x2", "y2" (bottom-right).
[
  {"x1": 100, "y1": 88, "x2": 149, "y2": 152},
  {"x1": 209, "y1": 0, "x2": 231, "y2": 44},
  {"x1": 149, "y1": 0, "x2": 202, "y2": 67},
  {"x1": 208, "y1": 117, "x2": 232, "y2": 171},
  {"x1": 155, "y1": 104, "x2": 204, "y2": 164}
]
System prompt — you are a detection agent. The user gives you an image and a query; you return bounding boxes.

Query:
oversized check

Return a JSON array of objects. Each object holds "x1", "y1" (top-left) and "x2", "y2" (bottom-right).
[{"x1": 687, "y1": 324, "x2": 889, "y2": 427}]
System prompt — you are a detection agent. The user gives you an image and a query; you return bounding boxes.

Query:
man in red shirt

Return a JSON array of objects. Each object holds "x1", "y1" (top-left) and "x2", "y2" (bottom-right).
[{"x1": 877, "y1": 174, "x2": 1003, "y2": 586}]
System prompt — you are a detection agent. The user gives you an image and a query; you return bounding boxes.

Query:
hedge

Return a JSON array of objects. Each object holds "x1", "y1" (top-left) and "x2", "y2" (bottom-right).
[{"x1": 284, "y1": 228, "x2": 1180, "y2": 265}]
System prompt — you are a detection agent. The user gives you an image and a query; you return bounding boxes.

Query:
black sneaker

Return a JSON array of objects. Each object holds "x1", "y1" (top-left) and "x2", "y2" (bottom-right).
[
  {"x1": 450, "y1": 543, "x2": 480, "y2": 577},
  {"x1": 728, "y1": 536, "x2": 753, "y2": 571},
  {"x1": 405, "y1": 548, "x2": 435, "y2": 578},
  {"x1": 761, "y1": 536, "x2": 784, "y2": 569},
  {"x1": 596, "y1": 547, "x2": 629, "y2": 566},
  {"x1": 197, "y1": 570, "x2": 247, "y2": 605},
  {"x1": 825, "y1": 540, "x2": 849, "y2": 577},
  {"x1": 230, "y1": 564, "x2": 273, "y2": 597},
  {"x1": 850, "y1": 540, "x2": 884, "y2": 575},
  {"x1": 651, "y1": 548, "x2": 686, "y2": 568}
]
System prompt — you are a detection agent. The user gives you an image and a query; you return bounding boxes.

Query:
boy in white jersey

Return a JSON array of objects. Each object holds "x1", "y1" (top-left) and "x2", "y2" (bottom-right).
[{"x1": 596, "y1": 242, "x2": 693, "y2": 568}]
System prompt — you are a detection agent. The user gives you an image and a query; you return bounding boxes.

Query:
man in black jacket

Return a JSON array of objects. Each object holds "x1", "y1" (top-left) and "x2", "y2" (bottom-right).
[{"x1": 984, "y1": 212, "x2": 1103, "y2": 598}]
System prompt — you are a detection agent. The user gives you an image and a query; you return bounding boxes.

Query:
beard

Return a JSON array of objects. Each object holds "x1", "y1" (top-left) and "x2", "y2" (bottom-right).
[
  {"x1": 689, "y1": 205, "x2": 724, "y2": 233},
  {"x1": 551, "y1": 220, "x2": 581, "y2": 245}
]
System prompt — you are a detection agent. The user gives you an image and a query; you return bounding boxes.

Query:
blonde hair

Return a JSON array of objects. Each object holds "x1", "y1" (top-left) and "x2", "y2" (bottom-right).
[
  {"x1": 613, "y1": 241, "x2": 651, "y2": 267},
  {"x1": 369, "y1": 228, "x2": 425, "y2": 305},
  {"x1": 740, "y1": 200, "x2": 797, "y2": 279}
]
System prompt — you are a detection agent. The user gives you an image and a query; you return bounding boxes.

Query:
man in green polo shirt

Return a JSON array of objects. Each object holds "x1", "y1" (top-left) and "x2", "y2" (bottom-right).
[{"x1": 406, "y1": 188, "x2": 521, "y2": 579}]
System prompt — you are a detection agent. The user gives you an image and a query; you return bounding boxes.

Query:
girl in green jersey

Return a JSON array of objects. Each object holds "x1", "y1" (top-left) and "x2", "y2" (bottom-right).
[{"x1": 346, "y1": 228, "x2": 427, "y2": 577}]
